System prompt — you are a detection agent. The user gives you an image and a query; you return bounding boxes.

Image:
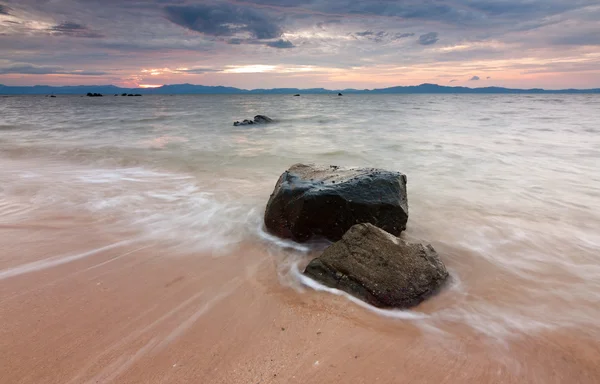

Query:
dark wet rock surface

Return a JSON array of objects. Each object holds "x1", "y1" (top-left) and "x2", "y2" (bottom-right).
[
  {"x1": 304, "y1": 223, "x2": 448, "y2": 308},
  {"x1": 264, "y1": 163, "x2": 408, "y2": 242}
]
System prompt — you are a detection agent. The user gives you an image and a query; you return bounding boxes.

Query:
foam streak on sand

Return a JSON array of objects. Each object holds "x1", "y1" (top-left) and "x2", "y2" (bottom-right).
[{"x1": 0, "y1": 239, "x2": 136, "y2": 281}]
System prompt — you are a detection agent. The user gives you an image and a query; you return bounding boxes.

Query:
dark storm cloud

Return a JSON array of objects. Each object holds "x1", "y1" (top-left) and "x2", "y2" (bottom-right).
[
  {"x1": 265, "y1": 39, "x2": 295, "y2": 48},
  {"x1": 51, "y1": 22, "x2": 86, "y2": 32},
  {"x1": 355, "y1": 31, "x2": 377, "y2": 37},
  {"x1": 163, "y1": 3, "x2": 283, "y2": 39},
  {"x1": 226, "y1": 37, "x2": 294, "y2": 48},
  {"x1": 353, "y1": 30, "x2": 414, "y2": 43},
  {"x1": 0, "y1": 63, "x2": 107, "y2": 75},
  {"x1": 470, "y1": 75, "x2": 480, "y2": 81},
  {"x1": 354, "y1": 30, "x2": 386, "y2": 42},
  {"x1": 244, "y1": 0, "x2": 591, "y2": 26},
  {"x1": 49, "y1": 22, "x2": 104, "y2": 38},
  {"x1": 0, "y1": 4, "x2": 11, "y2": 15},
  {"x1": 418, "y1": 32, "x2": 438, "y2": 45}
]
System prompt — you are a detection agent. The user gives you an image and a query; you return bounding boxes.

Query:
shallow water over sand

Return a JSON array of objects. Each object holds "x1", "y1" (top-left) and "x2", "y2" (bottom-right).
[{"x1": 1, "y1": 94, "x2": 599, "y2": 383}]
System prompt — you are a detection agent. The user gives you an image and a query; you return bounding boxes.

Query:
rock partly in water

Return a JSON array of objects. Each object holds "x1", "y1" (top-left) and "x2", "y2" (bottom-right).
[
  {"x1": 294, "y1": 94, "x2": 300, "y2": 96},
  {"x1": 234, "y1": 119, "x2": 255, "y2": 126},
  {"x1": 253, "y1": 115, "x2": 273, "y2": 123},
  {"x1": 264, "y1": 164, "x2": 408, "y2": 242},
  {"x1": 338, "y1": 92, "x2": 343, "y2": 96},
  {"x1": 86, "y1": 92, "x2": 103, "y2": 97},
  {"x1": 234, "y1": 115, "x2": 273, "y2": 126},
  {"x1": 304, "y1": 223, "x2": 448, "y2": 308}
]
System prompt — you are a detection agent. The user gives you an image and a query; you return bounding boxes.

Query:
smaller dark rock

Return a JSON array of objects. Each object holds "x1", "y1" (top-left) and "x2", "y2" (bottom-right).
[
  {"x1": 50, "y1": 95, "x2": 56, "y2": 98},
  {"x1": 253, "y1": 115, "x2": 273, "y2": 124},
  {"x1": 127, "y1": 94, "x2": 134, "y2": 97},
  {"x1": 86, "y1": 92, "x2": 103, "y2": 97},
  {"x1": 304, "y1": 223, "x2": 448, "y2": 309},
  {"x1": 338, "y1": 92, "x2": 343, "y2": 96},
  {"x1": 134, "y1": 94, "x2": 142, "y2": 97},
  {"x1": 234, "y1": 115, "x2": 273, "y2": 126},
  {"x1": 121, "y1": 93, "x2": 127, "y2": 96},
  {"x1": 294, "y1": 94, "x2": 300, "y2": 96}
]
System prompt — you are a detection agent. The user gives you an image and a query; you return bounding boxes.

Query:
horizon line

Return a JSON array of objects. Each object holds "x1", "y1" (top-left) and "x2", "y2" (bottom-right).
[{"x1": 2, "y1": 82, "x2": 600, "y2": 92}]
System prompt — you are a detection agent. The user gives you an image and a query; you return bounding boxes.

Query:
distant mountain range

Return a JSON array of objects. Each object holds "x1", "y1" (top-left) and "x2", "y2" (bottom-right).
[{"x1": 1, "y1": 83, "x2": 599, "y2": 95}]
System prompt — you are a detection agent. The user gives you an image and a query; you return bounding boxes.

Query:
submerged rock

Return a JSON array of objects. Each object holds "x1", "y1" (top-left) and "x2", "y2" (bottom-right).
[
  {"x1": 264, "y1": 163, "x2": 408, "y2": 242},
  {"x1": 234, "y1": 115, "x2": 273, "y2": 126},
  {"x1": 304, "y1": 223, "x2": 448, "y2": 308}
]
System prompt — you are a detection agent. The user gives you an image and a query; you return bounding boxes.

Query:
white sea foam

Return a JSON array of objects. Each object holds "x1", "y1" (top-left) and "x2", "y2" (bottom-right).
[{"x1": 0, "y1": 240, "x2": 136, "y2": 281}]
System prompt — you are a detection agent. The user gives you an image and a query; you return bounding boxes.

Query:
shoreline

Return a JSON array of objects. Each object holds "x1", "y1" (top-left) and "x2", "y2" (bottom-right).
[{"x1": 1, "y1": 216, "x2": 599, "y2": 383}]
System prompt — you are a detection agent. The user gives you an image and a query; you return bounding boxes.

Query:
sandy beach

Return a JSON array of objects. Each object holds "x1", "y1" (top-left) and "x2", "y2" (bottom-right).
[{"x1": 1, "y1": 213, "x2": 599, "y2": 384}]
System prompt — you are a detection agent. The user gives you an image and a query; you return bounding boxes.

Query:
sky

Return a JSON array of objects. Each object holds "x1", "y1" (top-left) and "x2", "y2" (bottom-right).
[{"x1": 1, "y1": 0, "x2": 599, "y2": 89}]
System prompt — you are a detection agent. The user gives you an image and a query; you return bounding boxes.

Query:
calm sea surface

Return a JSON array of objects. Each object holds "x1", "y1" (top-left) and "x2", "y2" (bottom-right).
[{"x1": 1, "y1": 94, "x2": 599, "y2": 339}]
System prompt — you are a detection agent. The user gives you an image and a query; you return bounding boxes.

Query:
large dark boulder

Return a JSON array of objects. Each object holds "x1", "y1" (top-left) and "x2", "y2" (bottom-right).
[
  {"x1": 304, "y1": 223, "x2": 448, "y2": 308},
  {"x1": 264, "y1": 164, "x2": 408, "y2": 242}
]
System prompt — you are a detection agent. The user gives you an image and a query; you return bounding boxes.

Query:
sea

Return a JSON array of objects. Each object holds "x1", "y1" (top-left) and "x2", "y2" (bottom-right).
[{"x1": 1, "y1": 94, "x2": 599, "y2": 382}]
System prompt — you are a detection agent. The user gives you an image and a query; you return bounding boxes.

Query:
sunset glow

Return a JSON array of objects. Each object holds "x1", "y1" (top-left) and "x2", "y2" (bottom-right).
[{"x1": 0, "y1": 1, "x2": 599, "y2": 89}]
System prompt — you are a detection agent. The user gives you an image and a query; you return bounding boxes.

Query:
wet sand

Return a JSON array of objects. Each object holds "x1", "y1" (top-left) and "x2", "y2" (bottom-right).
[{"x1": 1, "y1": 216, "x2": 599, "y2": 384}]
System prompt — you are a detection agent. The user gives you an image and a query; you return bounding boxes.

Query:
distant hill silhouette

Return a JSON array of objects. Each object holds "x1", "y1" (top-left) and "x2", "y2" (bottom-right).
[{"x1": 1, "y1": 83, "x2": 599, "y2": 95}]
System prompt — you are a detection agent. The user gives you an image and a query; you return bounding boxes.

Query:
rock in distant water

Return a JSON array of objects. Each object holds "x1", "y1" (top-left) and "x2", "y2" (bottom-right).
[
  {"x1": 294, "y1": 94, "x2": 300, "y2": 96},
  {"x1": 264, "y1": 164, "x2": 408, "y2": 242},
  {"x1": 253, "y1": 115, "x2": 273, "y2": 124},
  {"x1": 234, "y1": 115, "x2": 273, "y2": 126},
  {"x1": 338, "y1": 92, "x2": 343, "y2": 96},
  {"x1": 234, "y1": 119, "x2": 254, "y2": 126},
  {"x1": 86, "y1": 92, "x2": 103, "y2": 97},
  {"x1": 304, "y1": 223, "x2": 448, "y2": 308}
]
